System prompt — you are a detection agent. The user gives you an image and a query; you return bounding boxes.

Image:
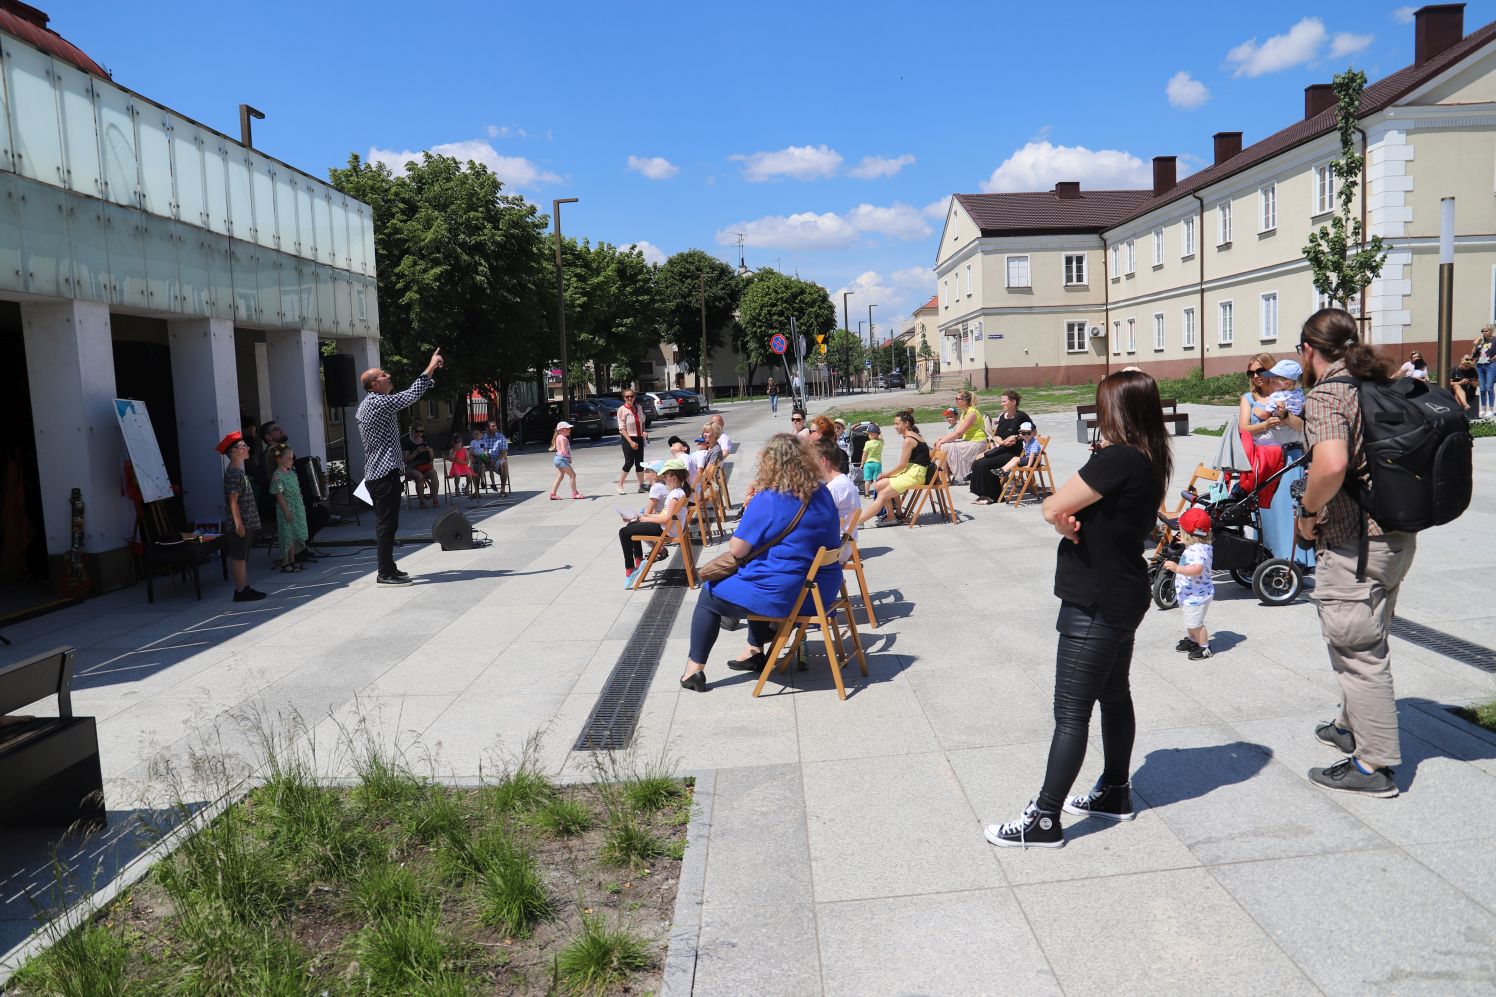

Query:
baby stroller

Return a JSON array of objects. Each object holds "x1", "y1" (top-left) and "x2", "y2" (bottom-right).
[{"x1": 1148, "y1": 450, "x2": 1310, "y2": 609}]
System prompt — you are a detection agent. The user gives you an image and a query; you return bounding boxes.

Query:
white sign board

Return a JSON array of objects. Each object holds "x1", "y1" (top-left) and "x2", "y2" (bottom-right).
[{"x1": 114, "y1": 398, "x2": 173, "y2": 503}]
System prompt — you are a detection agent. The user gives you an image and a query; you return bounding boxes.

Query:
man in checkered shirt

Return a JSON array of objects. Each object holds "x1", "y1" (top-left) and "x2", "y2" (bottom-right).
[{"x1": 357, "y1": 349, "x2": 444, "y2": 584}]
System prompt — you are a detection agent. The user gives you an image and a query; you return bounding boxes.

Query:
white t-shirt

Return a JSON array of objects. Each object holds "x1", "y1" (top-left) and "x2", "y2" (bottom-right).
[
  {"x1": 647, "y1": 480, "x2": 669, "y2": 512},
  {"x1": 718, "y1": 431, "x2": 735, "y2": 455},
  {"x1": 1398, "y1": 361, "x2": 1428, "y2": 380},
  {"x1": 826, "y1": 473, "x2": 861, "y2": 559},
  {"x1": 678, "y1": 450, "x2": 701, "y2": 488},
  {"x1": 666, "y1": 487, "x2": 689, "y2": 530}
]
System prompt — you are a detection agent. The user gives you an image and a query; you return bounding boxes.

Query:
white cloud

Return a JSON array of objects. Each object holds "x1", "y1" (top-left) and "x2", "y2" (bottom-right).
[
  {"x1": 843, "y1": 202, "x2": 932, "y2": 240},
  {"x1": 847, "y1": 153, "x2": 916, "y2": 179},
  {"x1": 730, "y1": 144, "x2": 844, "y2": 181},
  {"x1": 715, "y1": 212, "x2": 858, "y2": 251},
  {"x1": 829, "y1": 268, "x2": 935, "y2": 329},
  {"x1": 922, "y1": 197, "x2": 951, "y2": 219},
  {"x1": 1166, "y1": 71, "x2": 1211, "y2": 109},
  {"x1": 1330, "y1": 31, "x2": 1374, "y2": 58},
  {"x1": 626, "y1": 155, "x2": 679, "y2": 180},
  {"x1": 367, "y1": 140, "x2": 560, "y2": 189},
  {"x1": 980, "y1": 140, "x2": 1150, "y2": 193},
  {"x1": 1392, "y1": 6, "x2": 1416, "y2": 24},
  {"x1": 892, "y1": 266, "x2": 933, "y2": 288},
  {"x1": 1226, "y1": 17, "x2": 1327, "y2": 77},
  {"x1": 625, "y1": 240, "x2": 666, "y2": 265},
  {"x1": 484, "y1": 125, "x2": 528, "y2": 140}
]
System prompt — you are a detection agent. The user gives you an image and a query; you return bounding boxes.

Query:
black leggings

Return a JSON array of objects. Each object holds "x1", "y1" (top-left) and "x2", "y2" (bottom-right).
[
  {"x1": 619, "y1": 521, "x2": 663, "y2": 569},
  {"x1": 1036, "y1": 601, "x2": 1140, "y2": 813},
  {"x1": 621, "y1": 438, "x2": 645, "y2": 472},
  {"x1": 970, "y1": 447, "x2": 1019, "y2": 499}
]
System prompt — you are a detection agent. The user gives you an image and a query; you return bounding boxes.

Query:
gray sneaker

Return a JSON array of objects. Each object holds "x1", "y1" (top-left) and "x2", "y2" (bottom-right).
[
  {"x1": 1308, "y1": 758, "x2": 1398, "y2": 798},
  {"x1": 1314, "y1": 721, "x2": 1356, "y2": 754}
]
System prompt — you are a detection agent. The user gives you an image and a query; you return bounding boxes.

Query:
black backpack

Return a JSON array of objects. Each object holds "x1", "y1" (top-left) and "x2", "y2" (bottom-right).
[{"x1": 1324, "y1": 375, "x2": 1472, "y2": 568}]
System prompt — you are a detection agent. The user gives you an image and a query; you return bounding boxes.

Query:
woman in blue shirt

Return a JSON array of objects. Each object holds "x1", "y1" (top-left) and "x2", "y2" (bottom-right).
[{"x1": 679, "y1": 434, "x2": 843, "y2": 691}]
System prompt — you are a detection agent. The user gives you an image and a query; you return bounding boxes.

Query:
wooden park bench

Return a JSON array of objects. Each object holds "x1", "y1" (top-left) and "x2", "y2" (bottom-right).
[
  {"x1": 1075, "y1": 397, "x2": 1190, "y2": 444},
  {"x1": 0, "y1": 647, "x2": 106, "y2": 829}
]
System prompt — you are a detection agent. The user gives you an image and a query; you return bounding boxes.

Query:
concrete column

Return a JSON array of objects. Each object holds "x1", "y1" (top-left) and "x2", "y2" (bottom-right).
[
  {"x1": 167, "y1": 317, "x2": 240, "y2": 526},
  {"x1": 342, "y1": 336, "x2": 381, "y2": 483},
  {"x1": 253, "y1": 342, "x2": 272, "y2": 419},
  {"x1": 264, "y1": 328, "x2": 326, "y2": 463},
  {"x1": 21, "y1": 301, "x2": 134, "y2": 562}
]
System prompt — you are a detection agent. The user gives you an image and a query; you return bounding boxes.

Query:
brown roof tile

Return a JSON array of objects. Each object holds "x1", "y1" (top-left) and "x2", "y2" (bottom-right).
[{"x1": 953, "y1": 189, "x2": 1157, "y2": 237}]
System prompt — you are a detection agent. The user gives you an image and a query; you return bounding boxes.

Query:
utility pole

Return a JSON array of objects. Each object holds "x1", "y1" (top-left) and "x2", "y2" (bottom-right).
[
  {"x1": 553, "y1": 197, "x2": 579, "y2": 418},
  {"x1": 868, "y1": 304, "x2": 877, "y2": 388},
  {"x1": 698, "y1": 271, "x2": 708, "y2": 397}
]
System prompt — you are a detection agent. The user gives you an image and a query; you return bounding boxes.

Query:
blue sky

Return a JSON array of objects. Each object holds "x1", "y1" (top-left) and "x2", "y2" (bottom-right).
[{"x1": 60, "y1": 1, "x2": 1496, "y2": 333}]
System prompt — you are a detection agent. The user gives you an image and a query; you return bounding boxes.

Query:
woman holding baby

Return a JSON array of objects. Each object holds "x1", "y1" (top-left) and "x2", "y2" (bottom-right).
[{"x1": 1239, "y1": 353, "x2": 1312, "y2": 566}]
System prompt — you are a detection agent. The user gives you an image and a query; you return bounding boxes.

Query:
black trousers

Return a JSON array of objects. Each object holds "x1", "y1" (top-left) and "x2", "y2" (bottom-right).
[
  {"x1": 621, "y1": 438, "x2": 646, "y2": 472},
  {"x1": 1036, "y1": 601, "x2": 1141, "y2": 813},
  {"x1": 367, "y1": 469, "x2": 403, "y2": 577},
  {"x1": 970, "y1": 446, "x2": 1019, "y2": 500},
  {"x1": 619, "y1": 521, "x2": 663, "y2": 570}
]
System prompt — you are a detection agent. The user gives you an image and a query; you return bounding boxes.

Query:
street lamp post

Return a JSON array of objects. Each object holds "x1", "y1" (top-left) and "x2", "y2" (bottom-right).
[
  {"x1": 868, "y1": 304, "x2": 877, "y2": 388},
  {"x1": 841, "y1": 291, "x2": 854, "y2": 396},
  {"x1": 552, "y1": 196, "x2": 579, "y2": 419},
  {"x1": 698, "y1": 272, "x2": 708, "y2": 398}
]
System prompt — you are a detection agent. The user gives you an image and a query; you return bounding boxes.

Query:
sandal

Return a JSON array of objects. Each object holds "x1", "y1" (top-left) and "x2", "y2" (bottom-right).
[
  {"x1": 549, "y1": 493, "x2": 560, "y2": 500},
  {"x1": 572, "y1": 492, "x2": 585, "y2": 500}
]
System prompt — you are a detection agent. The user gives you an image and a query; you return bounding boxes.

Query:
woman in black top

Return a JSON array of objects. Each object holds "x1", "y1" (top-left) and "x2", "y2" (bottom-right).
[
  {"x1": 985, "y1": 370, "x2": 1172, "y2": 849},
  {"x1": 970, "y1": 390, "x2": 1032, "y2": 504}
]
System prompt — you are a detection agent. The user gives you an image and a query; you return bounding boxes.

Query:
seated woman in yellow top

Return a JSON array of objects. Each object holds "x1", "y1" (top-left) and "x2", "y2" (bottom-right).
[
  {"x1": 857, "y1": 410, "x2": 931, "y2": 527},
  {"x1": 932, "y1": 390, "x2": 988, "y2": 484}
]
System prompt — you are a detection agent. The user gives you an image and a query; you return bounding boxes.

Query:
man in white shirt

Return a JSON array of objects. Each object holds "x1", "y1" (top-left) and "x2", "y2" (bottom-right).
[
  {"x1": 710, "y1": 414, "x2": 735, "y2": 455},
  {"x1": 811, "y1": 437, "x2": 860, "y2": 561}
]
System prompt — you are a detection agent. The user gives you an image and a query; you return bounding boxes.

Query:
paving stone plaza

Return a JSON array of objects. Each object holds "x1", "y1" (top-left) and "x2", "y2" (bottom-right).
[{"x1": 3, "y1": 395, "x2": 1496, "y2": 994}]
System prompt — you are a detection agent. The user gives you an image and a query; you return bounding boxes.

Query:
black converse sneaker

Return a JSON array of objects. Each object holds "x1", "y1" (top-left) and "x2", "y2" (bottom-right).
[
  {"x1": 1188, "y1": 643, "x2": 1213, "y2": 659},
  {"x1": 984, "y1": 801, "x2": 1064, "y2": 849},
  {"x1": 1174, "y1": 637, "x2": 1196, "y2": 653},
  {"x1": 1308, "y1": 758, "x2": 1399, "y2": 798},
  {"x1": 1062, "y1": 780, "x2": 1136, "y2": 821},
  {"x1": 1314, "y1": 720, "x2": 1356, "y2": 754}
]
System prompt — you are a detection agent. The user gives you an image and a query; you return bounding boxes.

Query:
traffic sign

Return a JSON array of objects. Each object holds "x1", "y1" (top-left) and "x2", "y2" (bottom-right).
[
  {"x1": 816, "y1": 334, "x2": 826, "y2": 346},
  {"x1": 819, "y1": 344, "x2": 827, "y2": 355},
  {"x1": 770, "y1": 333, "x2": 788, "y2": 355}
]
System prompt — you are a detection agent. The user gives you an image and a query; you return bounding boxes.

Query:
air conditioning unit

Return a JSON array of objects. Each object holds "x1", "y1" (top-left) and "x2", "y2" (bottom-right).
[{"x1": 1089, "y1": 325, "x2": 1105, "y2": 338}]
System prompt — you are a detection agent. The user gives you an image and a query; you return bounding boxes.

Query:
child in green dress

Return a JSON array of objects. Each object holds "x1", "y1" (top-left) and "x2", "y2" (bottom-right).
[{"x1": 269, "y1": 444, "x2": 309, "y2": 572}]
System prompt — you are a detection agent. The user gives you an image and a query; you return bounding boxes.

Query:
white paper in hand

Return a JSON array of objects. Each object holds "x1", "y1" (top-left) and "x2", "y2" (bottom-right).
[{"x1": 354, "y1": 479, "x2": 373, "y2": 506}]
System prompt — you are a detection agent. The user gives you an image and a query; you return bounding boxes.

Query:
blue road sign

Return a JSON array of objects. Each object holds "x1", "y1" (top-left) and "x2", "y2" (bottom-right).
[{"x1": 770, "y1": 333, "x2": 788, "y2": 355}]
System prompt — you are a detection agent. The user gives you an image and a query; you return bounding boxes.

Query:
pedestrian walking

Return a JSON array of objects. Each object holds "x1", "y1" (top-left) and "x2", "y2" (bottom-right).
[
  {"x1": 984, "y1": 370, "x2": 1171, "y2": 848},
  {"x1": 615, "y1": 389, "x2": 649, "y2": 494},
  {"x1": 1475, "y1": 325, "x2": 1496, "y2": 416},
  {"x1": 549, "y1": 422, "x2": 583, "y2": 500},
  {"x1": 768, "y1": 377, "x2": 780, "y2": 417},
  {"x1": 356, "y1": 348, "x2": 443, "y2": 586}
]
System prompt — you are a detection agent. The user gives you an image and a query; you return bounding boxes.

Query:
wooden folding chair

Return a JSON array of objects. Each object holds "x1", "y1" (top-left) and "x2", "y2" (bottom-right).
[
  {"x1": 903, "y1": 448, "x2": 957, "y2": 527},
  {"x1": 631, "y1": 516, "x2": 698, "y2": 590},
  {"x1": 1002, "y1": 436, "x2": 1055, "y2": 507},
  {"x1": 717, "y1": 460, "x2": 735, "y2": 509},
  {"x1": 690, "y1": 464, "x2": 727, "y2": 544},
  {"x1": 747, "y1": 547, "x2": 868, "y2": 701},
  {"x1": 1154, "y1": 463, "x2": 1223, "y2": 553},
  {"x1": 841, "y1": 530, "x2": 877, "y2": 628}
]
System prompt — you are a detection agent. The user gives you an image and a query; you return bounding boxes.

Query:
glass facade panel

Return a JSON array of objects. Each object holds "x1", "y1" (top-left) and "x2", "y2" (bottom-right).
[
  {"x1": 273, "y1": 171, "x2": 297, "y2": 254},
  {"x1": 95, "y1": 84, "x2": 138, "y2": 207},
  {"x1": 203, "y1": 231, "x2": 233, "y2": 320},
  {"x1": 177, "y1": 225, "x2": 211, "y2": 316},
  {"x1": 18, "y1": 180, "x2": 71, "y2": 296},
  {"x1": 360, "y1": 211, "x2": 376, "y2": 277},
  {"x1": 104, "y1": 201, "x2": 147, "y2": 307},
  {"x1": 226, "y1": 152, "x2": 252, "y2": 241},
  {"x1": 136, "y1": 108, "x2": 173, "y2": 217},
  {"x1": 256, "y1": 248, "x2": 282, "y2": 325},
  {"x1": 314, "y1": 262, "x2": 335, "y2": 330},
  {"x1": 203, "y1": 138, "x2": 231, "y2": 235},
  {"x1": 0, "y1": 45, "x2": 14, "y2": 170},
  {"x1": 0, "y1": 173, "x2": 22, "y2": 293},
  {"x1": 54, "y1": 62, "x2": 100, "y2": 196},
  {"x1": 172, "y1": 123, "x2": 206, "y2": 228},
  {"x1": 313, "y1": 191, "x2": 333, "y2": 265},
  {"x1": 143, "y1": 213, "x2": 180, "y2": 311},
  {"x1": 294, "y1": 262, "x2": 316, "y2": 328},
  {"x1": 229, "y1": 241, "x2": 258, "y2": 322},
  {"x1": 333, "y1": 269, "x2": 353, "y2": 333},
  {"x1": 67, "y1": 195, "x2": 111, "y2": 302},
  {"x1": 353, "y1": 273, "x2": 372, "y2": 333},
  {"x1": 294, "y1": 181, "x2": 315, "y2": 259},
  {"x1": 328, "y1": 193, "x2": 347, "y2": 270},
  {"x1": 250, "y1": 153, "x2": 276, "y2": 249},
  {"x1": 7, "y1": 44, "x2": 64, "y2": 185}
]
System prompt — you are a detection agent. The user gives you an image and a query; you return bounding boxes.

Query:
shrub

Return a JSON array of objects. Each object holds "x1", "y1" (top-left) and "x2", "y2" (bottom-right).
[
  {"x1": 474, "y1": 836, "x2": 555, "y2": 937},
  {"x1": 529, "y1": 797, "x2": 596, "y2": 838},
  {"x1": 480, "y1": 764, "x2": 556, "y2": 815},
  {"x1": 600, "y1": 813, "x2": 664, "y2": 868},
  {"x1": 10, "y1": 919, "x2": 131, "y2": 996},
  {"x1": 352, "y1": 912, "x2": 466, "y2": 995},
  {"x1": 345, "y1": 861, "x2": 432, "y2": 922},
  {"x1": 555, "y1": 913, "x2": 654, "y2": 995}
]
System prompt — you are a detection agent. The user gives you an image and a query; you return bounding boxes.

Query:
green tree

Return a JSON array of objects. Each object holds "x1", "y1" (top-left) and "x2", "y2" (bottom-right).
[
  {"x1": 656, "y1": 250, "x2": 740, "y2": 392},
  {"x1": 738, "y1": 270, "x2": 837, "y2": 388},
  {"x1": 1303, "y1": 69, "x2": 1389, "y2": 310},
  {"x1": 826, "y1": 329, "x2": 865, "y2": 391}
]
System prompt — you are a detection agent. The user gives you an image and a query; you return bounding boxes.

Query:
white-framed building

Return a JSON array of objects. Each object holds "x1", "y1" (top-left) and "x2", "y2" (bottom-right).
[
  {"x1": 934, "y1": 3, "x2": 1496, "y2": 387},
  {"x1": 1, "y1": 4, "x2": 380, "y2": 591}
]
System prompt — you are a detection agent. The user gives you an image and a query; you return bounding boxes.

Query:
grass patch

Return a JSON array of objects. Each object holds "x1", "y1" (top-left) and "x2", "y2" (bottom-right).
[
  {"x1": 11, "y1": 732, "x2": 690, "y2": 995},
  {"x1": 1193, "y1": 423, "x2": 1227, "y2": 437},
  {"x1": 1472, "y1": 420, "x2": 1496, "y2": 439},
  {"x1": 1453, "y1": 698, "x2": 1496, "y2": 734}
]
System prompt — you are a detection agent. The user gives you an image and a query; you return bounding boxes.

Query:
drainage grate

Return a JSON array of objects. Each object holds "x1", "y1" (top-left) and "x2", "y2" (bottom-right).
[
  {"x1": 574, "y1": 564, "x2": 691, "y2": 751},
  {"x1": 1391, "y1": 617, "x2": 1496, "y2": 674}
]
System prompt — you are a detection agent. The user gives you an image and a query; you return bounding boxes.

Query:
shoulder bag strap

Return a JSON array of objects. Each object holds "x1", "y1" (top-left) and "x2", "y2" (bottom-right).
[{"x1": 738, "y1": 497, "x2": 811, "y2": 567}]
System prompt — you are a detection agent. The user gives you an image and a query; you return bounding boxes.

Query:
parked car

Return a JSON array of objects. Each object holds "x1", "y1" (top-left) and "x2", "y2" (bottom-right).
[
  {"x1": 642, "y1": 391, "x2": 680, "y2": 420},
  {"x1": 586, "y1": 395, "x2": 655, "y2": 433},
  {"x1": 665, "y1": 389, "x2": 706, "y2": 416},
  {"x1": 507, "y1": 401, "x2": 603, "y2": 446},
  {"x1": 873, "y1": 371, "x2": 907, "y2": 389}
]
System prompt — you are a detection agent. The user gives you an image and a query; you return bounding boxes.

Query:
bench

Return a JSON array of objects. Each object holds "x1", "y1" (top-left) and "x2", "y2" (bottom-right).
[
  {"x1": 0, "y1": 647, "x2": 106, "y2": 829},
  {"x1": 134, "y1": 498, "x2": 227, "y2": 603},
  {"x1": 1075, "y1": 397, "x2": 1190, "y2": 443}
]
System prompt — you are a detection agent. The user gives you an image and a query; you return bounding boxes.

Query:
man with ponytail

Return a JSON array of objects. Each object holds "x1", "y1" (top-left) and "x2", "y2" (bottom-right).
[{"x1": 1295, "y1": 308, "x2": 1412, "y2": 799}]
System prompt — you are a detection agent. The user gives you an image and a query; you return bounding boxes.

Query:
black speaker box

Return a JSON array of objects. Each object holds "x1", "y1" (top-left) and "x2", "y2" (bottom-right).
[
  {"x1": 432, "y1": 509, "x2": 476, "y2": 550},
  {"x1": 322, "y1": 353, "x2": 359, "y2": 408}
]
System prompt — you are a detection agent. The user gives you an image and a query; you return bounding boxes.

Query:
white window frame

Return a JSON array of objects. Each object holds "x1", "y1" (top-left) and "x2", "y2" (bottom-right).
[
  {"x1": 1110, "y1": 244, "x2": 1121, "y2": 280},
  {"x1": 1153, "y1": 313, "x2": 1165, "y2": 351},
  {"x1": 1064, "y1": 319, "x2": 1088, "y2": 354},
  {"x1": 1218, "y1": 201, "x2": 1233, "y2": 245},
  {"x1": 1313, "y1": 163, "x2": 1335, "y2": 215},
  {"x1": 1112, "y1": 320, "x2": 1122, "y2": 356},
  {"x1": 1218, "y1": 299, "x2": 1234, "y2": 345},
  {"x1": 965, "y1": 263, "x2": 973, "y2": 296},
  {"x1": 1005, "y1": 254, "x2": 1031, "y2": 289},
  {"x1": 1259, "y1": 183, "x2": 1277, "y2": 232},
  {"x1": 1125, "y1": 239, "x2": 1136, "y2": 275},
  {"x1": 1064, "y1": 253, "x2": 1087, "y2": 286},
  {"x1": 1182, "y1": 306, "x2": 1196, "y2": 349},
  {"x1": 1259, "y1": 290, "x2": 1279, "y2": 341},
  {"x1": 941, "y1": 279, "x2": 948, "y2": 307},
  {"x1": 1182, "y1": 216, "x2": 1195, "y2": 258},
  {"x1": 1126, "y1": 317, "x2": 1136, "y2": 354},
  {"x1": 1152, "y1": 228, "x2": 1164, "y2": 267}
]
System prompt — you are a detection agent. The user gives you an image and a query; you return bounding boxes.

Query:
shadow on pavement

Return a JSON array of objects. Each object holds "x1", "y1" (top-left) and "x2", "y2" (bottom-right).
[{"x1": 1131, "y1": 740, "x2": 1272, "y2": 808}]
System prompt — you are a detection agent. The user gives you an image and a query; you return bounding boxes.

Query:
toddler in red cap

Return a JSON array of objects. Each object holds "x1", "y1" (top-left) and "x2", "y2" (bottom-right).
[{"x1": 1164, "y1": 507, "x2": 1214, "y2": 659}]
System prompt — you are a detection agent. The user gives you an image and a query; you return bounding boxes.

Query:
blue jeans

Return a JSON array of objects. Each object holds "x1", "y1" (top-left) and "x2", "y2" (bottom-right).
[
  {"x1": 1479, "y1": 363, "x2": 1496, "y2": 409},
  {"x1": 770, "y1": 393, "x2": 779, "y2": 414},
  {"x1": 689, "y1": 585, "x2": 774, "y2": 664}
]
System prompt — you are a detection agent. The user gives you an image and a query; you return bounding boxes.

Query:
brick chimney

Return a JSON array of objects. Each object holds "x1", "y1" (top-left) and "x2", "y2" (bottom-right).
[
  {"x1": 1304, "y1": 84, "x2": 1336, "y2": 119},
  {"x1": 1213, "y1": 132, "x2": 1243, "y2": 165},
  {"x1": 1415, "y1": 3, "x2": 1465, "y2": 66},
  {"x1": 1152, "y1": 156, "x2": 1177, "y2": 196},
  {"x1": 1054, "y1": 181, "x2": 1081, "y2": 200}
]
